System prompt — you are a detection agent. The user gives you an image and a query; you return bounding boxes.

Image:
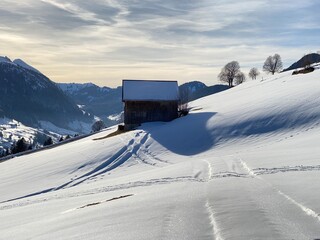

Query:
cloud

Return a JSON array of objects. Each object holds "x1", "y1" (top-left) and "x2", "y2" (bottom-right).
[
  {"x1": 0, "y1": 0, "x2": 319, "y2": 86},
  {"x1": 40, "y1": 0, "x2": 120, "y2": 26},
  {"x1": 0, "y1": 0, "x2": 120, "y2": 32}
]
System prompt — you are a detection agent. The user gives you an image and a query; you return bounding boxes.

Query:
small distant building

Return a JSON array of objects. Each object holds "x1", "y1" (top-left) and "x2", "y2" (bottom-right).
[{"x1": 122, "y1": 80, "x2": 180, "y2": 129}]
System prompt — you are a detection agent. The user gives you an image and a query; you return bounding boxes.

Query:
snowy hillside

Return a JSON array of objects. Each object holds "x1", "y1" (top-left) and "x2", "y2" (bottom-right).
[
  {"x1": 0, "y1": 118, "x2": 71, "y2": 155},
  {"x1": 1, "y1": 70, "x2": 320, "y2": 239}
]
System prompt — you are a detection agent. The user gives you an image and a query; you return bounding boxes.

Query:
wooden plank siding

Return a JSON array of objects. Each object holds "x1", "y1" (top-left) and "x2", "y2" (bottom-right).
[{"x1": 124, "y1": 101, "x2": 178, "y2": 125}]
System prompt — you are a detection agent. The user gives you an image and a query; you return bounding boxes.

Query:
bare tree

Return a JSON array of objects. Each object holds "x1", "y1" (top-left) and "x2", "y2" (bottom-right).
[
  {"x1": 179, "y1": 87, "x2": 190, "y2": 106},
  {"x1": 178, "y1": 87, "x2": 189, "y2": 116},
  {"x1": 218, "y1": 61, "x2": 242, "y2": 87},
  {"x1": 248, "y1": 67, "x2": 260, "y2": 80},
  {"x1": 235, "y1": 72, "x2": 246, "y2": 85},
  {"x1": 263, "y1": 54, "x2": 283, "y2": 75}
]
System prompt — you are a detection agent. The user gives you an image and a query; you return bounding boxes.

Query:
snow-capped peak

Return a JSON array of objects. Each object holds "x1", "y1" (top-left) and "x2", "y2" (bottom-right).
[
  {"x1": 57, "y1": 82, "x2": 111, "y2": 94},
  {"x1": 58, "y1": 82, "x2": 95, "y2": 92},
  {"x1": 0, "y1": 56, "x2": 12, "y2": 63},
  {"x1": 13, "y1": 59, "x2": 41, "y2": 74},
  {"x1": 0, "y1": 56, "x2": 42, "y2": 74}
]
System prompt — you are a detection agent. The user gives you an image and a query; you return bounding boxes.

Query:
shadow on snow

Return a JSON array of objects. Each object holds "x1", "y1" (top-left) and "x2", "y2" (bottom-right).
[
  {"x1": 144, "y1": 112, "x2": 217, "y2": 156},
  {"x1": 145, "y1": 110, "x2": 320, "y2": 156}
]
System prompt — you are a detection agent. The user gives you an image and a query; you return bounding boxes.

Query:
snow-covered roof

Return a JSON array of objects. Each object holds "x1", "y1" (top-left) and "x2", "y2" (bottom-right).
[{"x1": 122, "y1": 80, "x2": 179, "y2": 101}]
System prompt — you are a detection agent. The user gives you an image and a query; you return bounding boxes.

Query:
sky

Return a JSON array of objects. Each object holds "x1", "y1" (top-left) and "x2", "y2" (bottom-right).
[{"x1": 0, "y1": 0, "x2": 319, "y2": 87}]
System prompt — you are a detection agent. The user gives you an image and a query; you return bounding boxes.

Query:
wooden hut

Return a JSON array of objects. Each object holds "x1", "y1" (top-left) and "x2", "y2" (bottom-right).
[{"x1": 122, "y1": 80, "x2": 179, "y2": 130}]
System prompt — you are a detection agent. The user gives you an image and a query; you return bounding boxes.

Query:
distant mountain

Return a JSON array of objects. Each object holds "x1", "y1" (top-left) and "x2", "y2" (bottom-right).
[
  {"x1": 0, "y1": 57, "x2": 93, "y2": 133},
  {"x1": 179, "y1": 81, "x2": 207, "y2": 94},
  {"x1": 179, "y1": 81, "x2": 230, "y2": 103},
  {"x1": 58, "y1": 82, "x2": 111, "y2": 95},
  {"x1": 57, "y1": 82, "x2": 123, "y2": 126},
  {"x1": 191, "y1": 84, "x2": 230, "y2": 100},
  {"x1": 283, "y1": 53, "x2": 320, "y2": 71}
]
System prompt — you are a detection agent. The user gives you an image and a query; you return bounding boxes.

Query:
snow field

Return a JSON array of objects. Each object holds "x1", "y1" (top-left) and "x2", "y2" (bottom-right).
[{"x1": 1, "y1": 70, "x2": 320, "y2": 239}]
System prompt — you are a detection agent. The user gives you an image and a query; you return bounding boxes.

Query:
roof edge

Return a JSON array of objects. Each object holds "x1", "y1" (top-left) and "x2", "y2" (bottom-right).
[{"x1": 123, "y1": 79, "x2": 178, "y2": 83}]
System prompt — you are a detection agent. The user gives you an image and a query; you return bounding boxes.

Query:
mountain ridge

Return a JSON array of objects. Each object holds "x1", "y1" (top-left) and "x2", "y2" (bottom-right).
[
  {"x1": 283, "y1": 53, "x2": 320, "y2": 71},
  {"x1": 0, "y1": 57, "x2": 93, "y2": 133}
]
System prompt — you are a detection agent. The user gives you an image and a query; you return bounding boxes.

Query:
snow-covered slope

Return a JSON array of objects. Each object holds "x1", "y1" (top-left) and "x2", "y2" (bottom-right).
[
  {"x1": 1, "y1": 70, "x2": 320, "y2": 239},
  {"x1": 0, "y1": 56, "x2": 41, "y2": 73},
  {"x1": 13, "y1": 59, "x2": 41, "y2": 74}
]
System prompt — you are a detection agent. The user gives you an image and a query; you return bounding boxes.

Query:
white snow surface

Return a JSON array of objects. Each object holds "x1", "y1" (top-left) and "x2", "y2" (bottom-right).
[
  {"x1": 1, "y1": 71, "x2": 320, "y2": 239},
  {"x1": 122, "y1": 80, "x2": 179, "y2": 101}
]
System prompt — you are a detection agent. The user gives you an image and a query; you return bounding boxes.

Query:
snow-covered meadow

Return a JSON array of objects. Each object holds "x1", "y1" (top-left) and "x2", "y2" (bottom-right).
[{"x1": 1, "y1": 70, "x2": 320, "y2": 239}]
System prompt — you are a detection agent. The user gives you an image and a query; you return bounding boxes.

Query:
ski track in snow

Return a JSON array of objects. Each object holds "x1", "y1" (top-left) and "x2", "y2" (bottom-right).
[
  {"x1": 3, "y1": 150, "x2": 320, "y2": 222},
  {"x1": 253, "y1": 165, "x2": 320, "y2": 175},
  {"x1": 277, "y1": 190, "x2": 320, "y2": 223},
  {"x1": 237, "y1": 157, "x2": 320, "y2": 225},
  {"x1": 160, "y1": 205, "x2": 176, "y2": 240},
  {"x1": 131, "y1": 131, "x2": 170, "y2": 166},
  {"x1": 199, "y1": 155, "x2": 320, "y2": 239},
  {"x1": 209, "y1": 162, "x2": 320, "y2": 179},
  {"x1": 203, "y1": 159, "x2": 213, "y2": 182},
  {"x1": 52, "y1": 132, "x2": 162, "y2": 188},
  {"x1": 0, "y1": 131, "x2": 173, "y2": 206},
  {"x1": 202, "y1": 159, "x2": 224, "y2": 240},
  {"x1": 205, "y1": 201, "x2": 224, "y2": 240},
  {"x1": 0, "y1": 176, "x2": 200, "y2": 210}
]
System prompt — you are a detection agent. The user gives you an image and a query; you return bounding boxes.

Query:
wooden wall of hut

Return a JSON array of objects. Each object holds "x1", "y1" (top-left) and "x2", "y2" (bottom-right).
[{"x1": 124, "y1": 101, "x2": 178, "y2": 125}]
